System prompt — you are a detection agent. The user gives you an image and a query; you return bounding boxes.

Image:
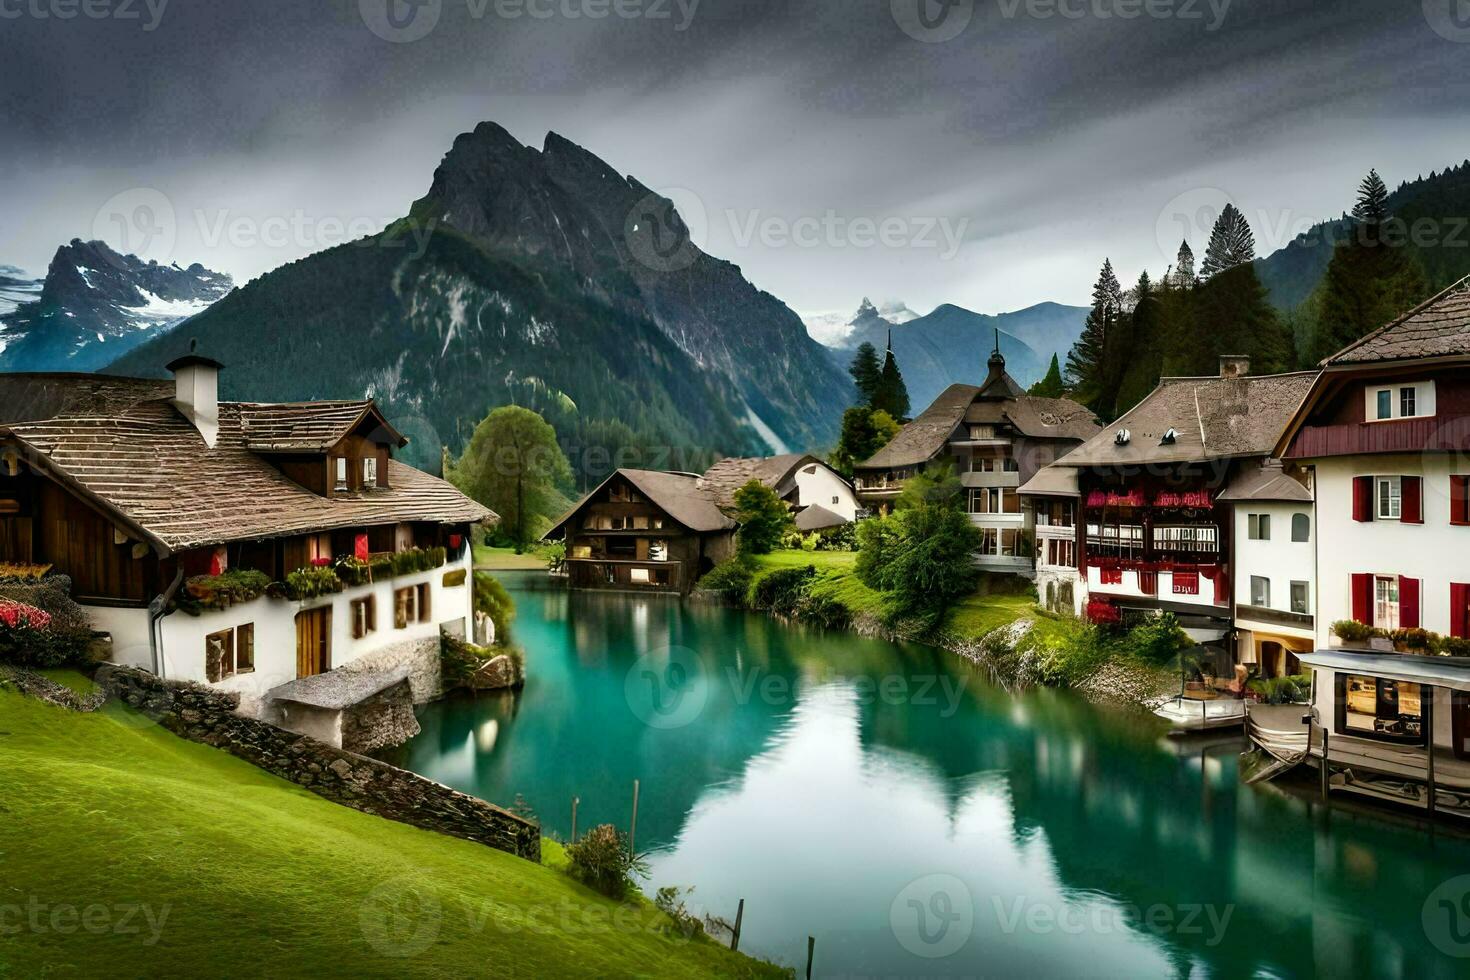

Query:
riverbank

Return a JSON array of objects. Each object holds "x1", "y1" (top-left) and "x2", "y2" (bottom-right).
[
  {"x1": 0, "y1": 672, "x2": 783, "y2": 978},
  {"x1": 719, "y1": 550, "x2": 1175, "y2": 708}
]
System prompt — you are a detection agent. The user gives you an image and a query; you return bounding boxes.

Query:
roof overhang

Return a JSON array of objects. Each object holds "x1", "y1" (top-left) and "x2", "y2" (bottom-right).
[
  {"x1": 1275, "y1": 357, "x2": 1470, "y2": 459},
  {"x1": 1298, "y1": 650, "x2": 1470, "y2": 692},
  {"x1": 0, "y1": 429, "x2": 172, "y2": 557}
]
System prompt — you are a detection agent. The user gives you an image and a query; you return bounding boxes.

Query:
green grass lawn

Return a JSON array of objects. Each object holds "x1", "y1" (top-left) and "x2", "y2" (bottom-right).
[
  {"x1": 472, "y1": 544, "x2": 552, "y2": 570},
  {"x1": 750, "y1": 550, "x2": 1051, "y2": 644},
  {"x1": 0, "y1": 684, "x2": 782, "y2": 978}
]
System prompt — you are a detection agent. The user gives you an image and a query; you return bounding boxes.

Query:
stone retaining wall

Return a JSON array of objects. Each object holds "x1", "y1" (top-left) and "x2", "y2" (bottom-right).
[{"x1": 94, "y1": 664, "x2": 539, "y2": 862}]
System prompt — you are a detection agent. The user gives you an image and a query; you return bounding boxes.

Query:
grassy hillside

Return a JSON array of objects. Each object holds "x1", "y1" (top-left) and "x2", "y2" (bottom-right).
[{"x1": 0, "y1": 680, "x2": 782, "y2": 978}]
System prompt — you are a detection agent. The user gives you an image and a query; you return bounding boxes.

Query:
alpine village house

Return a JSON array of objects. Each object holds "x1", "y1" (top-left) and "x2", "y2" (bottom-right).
[
  {"x1": 0, "y1": 352, "x2": 493, "y2": 744},
  {"x1": 546, "y1": 454, "x2": 858, "y2": 594},
  {"x1": 1033, "y1": 357, "x2": 1318, "y2": 675},
  {"x1": 852, "y1": 342, "x2": 1102, "y2": 573}
]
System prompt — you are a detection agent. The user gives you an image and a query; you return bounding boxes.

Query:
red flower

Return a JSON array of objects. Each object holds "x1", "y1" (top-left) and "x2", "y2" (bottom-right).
[
  {"x1": 1085, "y1": 598, "x2": 1121, "y2": 625},
  {"x1": 310, "y1": 557, "x2": 333, "y2": 567},
  {"x1": 0, "y1": 599, "x2": 52, "y2": 631}
]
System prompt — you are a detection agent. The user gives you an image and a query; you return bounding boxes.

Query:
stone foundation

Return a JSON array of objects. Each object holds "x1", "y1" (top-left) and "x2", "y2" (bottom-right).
[{"x1": 95, "y1": 664, "x2": 539, "y2": 862}]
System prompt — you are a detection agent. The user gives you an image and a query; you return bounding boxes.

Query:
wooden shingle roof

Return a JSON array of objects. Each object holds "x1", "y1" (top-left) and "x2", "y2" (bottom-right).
[
  {"x1": 697, "y1": 454, "x2": 830, "y2": 507},
  {"x1": 238, "y1": 401, "x2": 406, "y2": 453},
  {"x1": 546, "y1": 468, "x2": 735, "y2": 538},
  {"x1": 1061, "y1": 372, "x2": 1317, "y2": 467},
  {"x1": 0, "y1": 376, "x2": 491, "y2": 554},
  {"x1": 1326, "y1": 276, "x2": 1470, "y2": 366}
]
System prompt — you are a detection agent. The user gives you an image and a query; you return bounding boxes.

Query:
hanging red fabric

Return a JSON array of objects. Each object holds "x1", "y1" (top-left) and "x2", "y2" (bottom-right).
[{"x1": 355, "y1": 533, "x2": 370, "y2": 561}]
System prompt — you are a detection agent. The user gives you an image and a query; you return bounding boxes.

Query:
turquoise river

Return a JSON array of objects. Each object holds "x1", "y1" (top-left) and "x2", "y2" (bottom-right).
[{"x1": 390, "y1": 573, "x2": 1470, "y2": 977}]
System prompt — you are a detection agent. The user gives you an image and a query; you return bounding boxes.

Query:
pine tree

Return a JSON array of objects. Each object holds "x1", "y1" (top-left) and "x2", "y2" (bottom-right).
[
  {"x1": 848, "y1": 342, "x2": 882, "y2": 405},
  {"x1": 1028, "y1": 354, "x2": 1066, "y2": 398},
  {"x1": 1308, "y1": 169, "x2": 1429, "y2": 362},
  {"x1": 1352, "y1": 169, "x2": 1389, "y2": 226},
  {"x1": 871, "y1": 335, "x2": 911, "y2": 421},
  {"x1": 1194, "y1": 263, "x2": 1294, "y2": 374},
  {"x1": 1065, "y1": 259, "x2": 1122, "y2": 408},
  {"x1": 1174, "y1": 240, "x2": 1196, "y2": 283},
  {"x1": 1200, "y1": 204, "x2": 1256, "y2": 278},
  {"x1": 1116, "y1": 270, "x2": 1162, "y2": 413}
]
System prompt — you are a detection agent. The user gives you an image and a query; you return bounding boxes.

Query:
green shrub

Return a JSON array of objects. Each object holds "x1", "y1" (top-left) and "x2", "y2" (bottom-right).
[
  {"x1": 0, "y1": 579, "x2": 96, "y2": 669},
  {"x1": 334, "y1": 557, "x2": 372, "y2": 588},
  {"x1": 731, "y1": 479, "x2": 794, "y2": 555},
  {"x1": 1441, "y1": 636, "x2": 1470, "y2": 657},
  {"x1": 1331, "y1": 620, "x2": 1372, "y2": 643},
  {"x1": 1392, "y1": 627, "x2": 1432, "y2": 651},
  {"x1": 696, "y1": 555, "x2": 756, "y2": 598},
  {"x1": 565, "y1": 825, "x2": 647, "y2": 899},
  {"x1": 284, "y1": 565, "x2": 345, "y2": 600},
  {"x1": 749, "y1": 566, "x2": 814, "y2": 617},
  {"x1": 854, "y1": 515, "x2": 903, "y2": 591},
  {"x1": 473, "y1": 572, "x2": 516, "y2": 639},
  {"x1": 1125, "y1": 612, "x2": 1191, "y2": 665},
  {"x1": 797, "y1": 592, "x2": 852, "y2": 631},
  {"x1": 1248, "y1": 673, "x2": 1312, "y2": 705},
  {"x1": 179, "y1": 569, "x2": 272, "y2": 614}
]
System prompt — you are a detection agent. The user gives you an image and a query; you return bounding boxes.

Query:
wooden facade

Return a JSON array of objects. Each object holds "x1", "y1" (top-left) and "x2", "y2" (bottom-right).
[{"x1": 555, "y1": 472, "x2": 735, "y2": 594}]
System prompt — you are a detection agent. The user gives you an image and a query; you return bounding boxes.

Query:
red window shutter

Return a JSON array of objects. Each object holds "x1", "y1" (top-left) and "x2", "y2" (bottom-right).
[
  {"x1": 1351, "y1": 573, "x2": 1374, "y2": 625},
  {"x1": 1452, "y1": 477, "x2": 1470, "y2": 526},
  {"x1": 354, "y1": 534, "x2": 370, "y2": 561},
  {"x1": 1401, "y1": 476, "x2": 1423, "y2": 524},
  {"x1": 1352, "y1": 476, "x2": 1373, "y2": 522},
  {"x1": 1451, "y1": 583, "x2": 1470, "y2": 639},
  {"x1": 1399, "y1": 577, "x2": 1421, "y2": 628},
  {"x1": 1213, "y1": 570, "x2": 1229, "y2": 605},
  {"x1": 1139, "y1": 571, "x2": 1157, "y2": 596}
]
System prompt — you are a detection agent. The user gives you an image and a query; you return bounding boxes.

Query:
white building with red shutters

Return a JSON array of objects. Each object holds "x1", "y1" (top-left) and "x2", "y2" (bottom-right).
[
  {"x1": 1052, "y1": 356, "x2": 1318, "y2": 664},
  {"x1": 1276, "y1": 277, "x2": 1470, "y2": 645}
]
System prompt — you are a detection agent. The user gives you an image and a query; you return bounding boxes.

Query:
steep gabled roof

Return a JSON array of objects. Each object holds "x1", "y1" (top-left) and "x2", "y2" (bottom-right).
[
  {"x1": 1061, "y1": 372, "x2": 1317, "y2": 467},
  {"x1": 697, "y1": 453, "x2": 842, "y2": 507},
  {"x1": 1324, "y1": 275, "x2": 1470, "y2": 366},
  {"x1": 0, "y1": 375, "x2": 491, "y2": 554},
  {"x1": 238, "y1": 401, "x2": 407, "y2": 452},
  {"x1": 546, "y1": 468, "x2": 735, "y2": 538},
  {"x1": 857, "y1": 383, "x2": 1099, "y2": 471}
]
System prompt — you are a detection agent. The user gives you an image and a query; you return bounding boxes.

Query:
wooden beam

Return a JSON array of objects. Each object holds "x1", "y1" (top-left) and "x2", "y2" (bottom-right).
[{"x1": 1426, "y1": 686, "x2": 1437, "y2": 819}]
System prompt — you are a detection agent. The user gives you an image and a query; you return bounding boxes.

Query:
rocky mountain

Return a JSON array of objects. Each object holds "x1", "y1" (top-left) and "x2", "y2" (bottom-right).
[
  {"x1": 801, "y1": 298, "x2": 916, "y2": 346},
  {"x1": 820, "y1": 298, "x2": 1087, "y2": 411},
  {"x1": 109, "y1": 122, "x2": 848, "y2": 474},
  {"x1": 0, "y1": 240, "x2": 232, "y2": 372}
]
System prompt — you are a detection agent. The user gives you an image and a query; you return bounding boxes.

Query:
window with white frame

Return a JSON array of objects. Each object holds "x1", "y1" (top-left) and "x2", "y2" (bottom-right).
[
  {"x1": 362, "y1": 455, "x2": 379, "y2": 487},
  {"x1": 1367, "y1": 381, "x2": 1434, "y2": 421},
  {"x1": 1376, "y1": 476, "x2": 1402, "y2": 520},
  {"x1": 1290, "y1": 581, "x2": 1309, "y2": 614},
  {"x1": 1250, "y1": 576, "x2": 1270, "y2": 607},
  {"x1": 334, "y1": 456, "x2": 349, "y2": 489},
  {"x1": 1375, "y1": 576, "x2": 1400, "y2": 631}
]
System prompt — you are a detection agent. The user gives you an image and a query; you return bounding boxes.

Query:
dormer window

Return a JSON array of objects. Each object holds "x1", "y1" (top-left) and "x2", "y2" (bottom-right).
[
  {"x1": 363, "y1": 456, "x2": 379, "y2": 488},
  {"x1": 334, "y1": 456, "x2": 348, "y2": 490}
]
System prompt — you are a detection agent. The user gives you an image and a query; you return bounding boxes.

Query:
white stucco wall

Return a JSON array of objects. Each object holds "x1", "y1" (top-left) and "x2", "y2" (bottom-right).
[
  {"x1": 1232, "y1": 500, "x2": 1316, "y2": 637},
  {"x1": 85, "y1": 548, "x2": 475, "y2": 703},
  {"x1": 1313, "y1": 454, "x2": 1468, "y2": 646},
  {"x1": 793, "y1": 463, "x2": 859, "y2": 521},
  {"x1": 1084, "y1": 567, "x2": 1226, "y2": 611}
]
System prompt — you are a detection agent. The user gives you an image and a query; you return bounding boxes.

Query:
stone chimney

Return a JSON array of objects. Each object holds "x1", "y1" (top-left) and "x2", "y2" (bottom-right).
[
  {"x1": 166, "y1": 339, "x2": 224, "y2": 448},
  {"x1": 1218, "y1": 355, "x2": 1251, "y2": 379}
]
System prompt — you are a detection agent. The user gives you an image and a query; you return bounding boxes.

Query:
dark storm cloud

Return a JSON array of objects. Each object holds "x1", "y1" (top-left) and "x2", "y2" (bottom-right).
[{"x1": 2, "y1": 0, "x2": 1466, "y2": 317}]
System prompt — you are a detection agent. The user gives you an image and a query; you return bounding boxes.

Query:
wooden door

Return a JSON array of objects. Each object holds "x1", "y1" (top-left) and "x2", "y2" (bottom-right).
[{"x1": 295, "y1": 607, "x2": 331, "y2": 678}]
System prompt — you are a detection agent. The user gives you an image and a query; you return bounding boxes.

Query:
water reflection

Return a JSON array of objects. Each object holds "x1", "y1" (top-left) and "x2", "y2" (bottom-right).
[{"x1": 390, "y1": 573, "x2": 1470, "y2": 978}]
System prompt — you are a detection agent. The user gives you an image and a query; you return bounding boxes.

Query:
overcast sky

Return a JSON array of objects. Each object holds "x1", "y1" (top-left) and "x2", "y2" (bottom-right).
[{"x1": 3, "y1": 0, "x2": 1468, "y2": 325}]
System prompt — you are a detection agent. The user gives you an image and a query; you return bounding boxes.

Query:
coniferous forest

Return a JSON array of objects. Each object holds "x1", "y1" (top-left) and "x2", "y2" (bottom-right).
[{"x1": 1059, "y1": 164, "x2": 1470, "y2": 422}]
